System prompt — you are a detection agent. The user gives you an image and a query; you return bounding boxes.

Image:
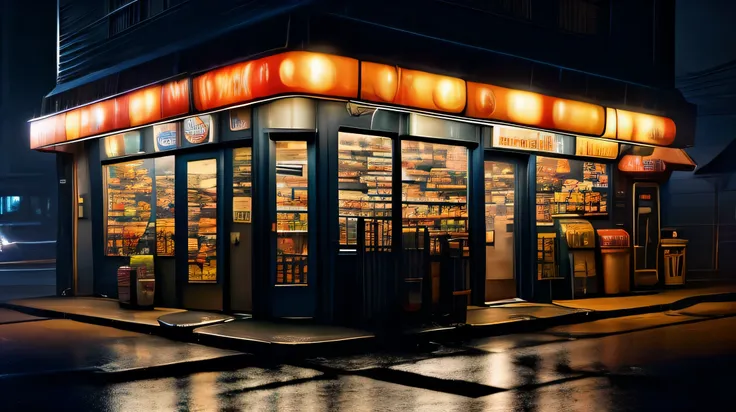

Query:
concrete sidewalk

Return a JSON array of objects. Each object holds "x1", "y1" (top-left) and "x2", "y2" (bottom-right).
[
  {"x1": 3, "y1": 284, "x2": 735, "y2": 356},
  {"x1": 554, "y1": 284, "x2": 736, "y2": 315}
]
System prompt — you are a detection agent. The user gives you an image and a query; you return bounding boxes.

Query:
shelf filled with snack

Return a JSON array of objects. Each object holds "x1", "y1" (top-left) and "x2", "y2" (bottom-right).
[
  {"x1": 401, "y1": 141, "x2": 469, "y2": 255},
  {"x1": 186, "y1": 158, "x2": 218, "y2": 283},
  {"x1": 338, "y1": 133, "x2": 394, "y2": 248},
  {"x1": 105, "y1": 159, "x2": 157, "y2": 257},
  {"x1": 484, "y1": 161, "x2": 516, "y2": 244},
  {"x1": 536, "y1": 157, "x2": 610, "y2": 226}
]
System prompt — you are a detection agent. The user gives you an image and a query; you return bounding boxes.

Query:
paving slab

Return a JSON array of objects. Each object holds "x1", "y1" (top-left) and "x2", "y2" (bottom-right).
[
  {"x1": 158, "y1": 311, "x2": 235, "y2": 328},
  {"x1": 554, "y1": 284, "x2": 736, "y2": 313},
  {"x1": 6, "y1": 297, "x2": 185, "y2": 327},
  {"x1": 544, "y1": 312, "x2": 702, "y2": 338},
  {"x1": 669, "y1": 301, "x2": 736, "y2": 317},
  {"x1": 0, "y1": 319, "x2": 245, "y2": 378},
  {"x1": 0, "y1": 308, "x2": 47, "y2": 325},
  {"x1": 467, "y1": 303, "x2": 588, "y2": 326},
  {"x1": 194, "y1": 319, "x2": 374, "y2": 345}
]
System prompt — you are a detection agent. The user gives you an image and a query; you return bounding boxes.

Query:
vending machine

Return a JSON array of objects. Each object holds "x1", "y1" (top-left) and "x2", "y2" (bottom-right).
[
  {"x1": 633, "y1": 183, "x2": 660, "y2": 287},
  {"x1": 557, "y1": 219, "x2": 597, "y2": 299}
]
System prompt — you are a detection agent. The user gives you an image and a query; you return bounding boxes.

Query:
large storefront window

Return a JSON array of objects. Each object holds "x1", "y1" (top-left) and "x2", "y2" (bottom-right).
[
  {"x1": 338, "y1": 132, "x2": 393, "y2": 248},
  {"x1": 104, "y1": 159, "x2": 156, "y2": 256},
  {"x1": 275, "y1": 141, "x2": 309, "y2": 285},
  {"x1": 187, "y1": 159, "x2": 218, "y2": 283},
  {"x1": 401, "y1": 141, "x2": 468, "y2": 252},
  {"x1": 155, "y1": 157, "x2": 175, "y2": 256},
  {"x1": 535, "y1": 156, "x2": 609, "y2": 226}
]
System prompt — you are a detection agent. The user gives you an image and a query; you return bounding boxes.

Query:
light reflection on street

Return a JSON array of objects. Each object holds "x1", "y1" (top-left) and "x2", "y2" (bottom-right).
[{"x1": 2, "y1": 314, "x2": 736, "y2": 411}]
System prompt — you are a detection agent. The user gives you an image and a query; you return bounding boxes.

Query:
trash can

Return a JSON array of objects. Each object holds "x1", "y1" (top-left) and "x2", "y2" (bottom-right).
[
  {"x1": 661, "y1": 229, "x2": 687, "y2": 286},
  {"x1": 117, "y1": 265, "x2": 155, "y2": 309},
  {"x1": 597, "y1": 229, "x2": 631, "y2": 295}
]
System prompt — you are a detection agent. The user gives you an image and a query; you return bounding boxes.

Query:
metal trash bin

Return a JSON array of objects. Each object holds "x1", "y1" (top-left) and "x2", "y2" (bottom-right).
[
  {"x1": 661, "y1": 229, "x2": 687, "y2": 286},
  {"x1": 117, "y1": 265, "x2": 155, "y2": 309},
  {"x1": 597, "y1": 229, "x2": 631, "y2": 295}
]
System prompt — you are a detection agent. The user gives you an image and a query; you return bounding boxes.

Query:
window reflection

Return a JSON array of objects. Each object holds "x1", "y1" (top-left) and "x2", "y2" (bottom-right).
[
  {"x1": 275, "y1": 141, "x2": 308, "y2": 285},
  {"x1": 188, "y1": 159, "x2": 218, "y2": 283}
]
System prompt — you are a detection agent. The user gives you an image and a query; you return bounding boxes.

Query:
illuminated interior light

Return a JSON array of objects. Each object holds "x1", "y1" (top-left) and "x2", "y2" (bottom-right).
[
  {"x1": 507, "y1": 91, "x2": 543, "y2": 124},
  {"x1": 552, "y1": 100, "x2": 602, "y2": 135},
  {"x1": 432, "y1": 78, "x2": 466, "y2": 112},
  {"x1": 65, "y1": 109, "x2": 81, "y2": 140},
  {"x1": 279, "y1": 58, "x2": 296, "y2": 86}
]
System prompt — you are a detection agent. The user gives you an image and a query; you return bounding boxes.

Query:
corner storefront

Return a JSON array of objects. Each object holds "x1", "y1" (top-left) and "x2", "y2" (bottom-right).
[{"x1": 31, "y1": 51, "x2": 689, "y2": 326}]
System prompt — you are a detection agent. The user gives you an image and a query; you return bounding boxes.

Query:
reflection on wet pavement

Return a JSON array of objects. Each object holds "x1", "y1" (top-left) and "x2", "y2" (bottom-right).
[
  {"x1": 2, "y1": 313, "x2": 736, "y2": 411},
  {"x1": 0, "y1": 319, "x2": 242, "y2": 376}
]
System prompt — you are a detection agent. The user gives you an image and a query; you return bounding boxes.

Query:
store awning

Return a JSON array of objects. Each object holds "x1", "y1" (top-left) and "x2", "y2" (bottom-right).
[
  {"x1": 618, "y1": 147, "x2": 697, "y2": 173},
  {"x1": 694, "y1": 137, "x2": 736, "y2": 174}
]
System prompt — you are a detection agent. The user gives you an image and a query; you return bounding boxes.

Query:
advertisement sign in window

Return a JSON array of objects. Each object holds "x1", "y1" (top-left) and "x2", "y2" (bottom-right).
[
  {"x1": 229, "y1": 107, "x2": 252, "y2": 131},
  {"x1": 153, "y1": 123, "x2": 179, "y2": 152},
  {"x1": 491, "y1": 126, "x2": 574, "y2": 155},
  {"x1": 183, "y1": 115, "x2": 214, "y2": 145}
]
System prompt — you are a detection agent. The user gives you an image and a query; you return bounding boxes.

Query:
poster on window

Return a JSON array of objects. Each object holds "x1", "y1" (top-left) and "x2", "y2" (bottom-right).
[{"x1": 233, "y1": 197, "x2": 252, "y2": 223}]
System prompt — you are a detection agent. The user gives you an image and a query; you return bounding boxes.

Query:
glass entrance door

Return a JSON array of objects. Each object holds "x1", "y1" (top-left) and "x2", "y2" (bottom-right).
[
  {"x1": 484, "y1": 160, "x2": 517, "y2": 302},
  {"x1": 176, "y1": 151, "x2": 223, "y2": 311},
  {"x1": 401, "y1": 141, "x2": 469, "y2": 306},
  {"x1": 274, "y1": 141, "x2": 310, "y2": 285},
  {"x1": 229, "y1": 147, "x2": 253, "y2": 312}
]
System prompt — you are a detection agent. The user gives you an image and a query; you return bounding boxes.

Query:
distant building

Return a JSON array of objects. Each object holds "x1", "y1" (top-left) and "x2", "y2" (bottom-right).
[
  {"x1": 32, "y1": 0, "x2": 695, "y2": 325},
  {"x1": 0, "y1": 0, "x2": 57, "y2": 261},
  {"x1": 665, "y1": 0, "x2": 736, "y2": 281}
]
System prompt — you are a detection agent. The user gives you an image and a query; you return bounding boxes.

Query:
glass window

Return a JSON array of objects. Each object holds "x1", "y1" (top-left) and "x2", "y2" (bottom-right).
[
  {"x1": 187, "y1": 159, "x2": 218, "y2": 283},
  {"x1": 104, "y1": 159, "x2": 156, "y2": 256},
  {"x1": 535, "y1": 156, "x2": 609, "y2": 226},
  {"x1": 233, "y1": 148, "x2": 253, "y2": 223},
  {"x1": 275, "y1": 141, "x2": 309, "y2": 285},
  {"x1": 155, "y1": 157, "x2": 175, "y2": 256},
  {"x1": 338, "y1": 132, "x2": 393, "y2": 248},
  {"x1": 401, "y1": 141, "x2": 468, "y2": 254}
]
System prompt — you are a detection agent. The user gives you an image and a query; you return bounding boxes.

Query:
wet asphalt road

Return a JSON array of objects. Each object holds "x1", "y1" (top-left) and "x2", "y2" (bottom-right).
[
  {"x1": 0, "y1": 262, "x2": 55, "y2": 302},
  {"x1": 1, "y1": 306, "x2": 735, "y2": 411}
]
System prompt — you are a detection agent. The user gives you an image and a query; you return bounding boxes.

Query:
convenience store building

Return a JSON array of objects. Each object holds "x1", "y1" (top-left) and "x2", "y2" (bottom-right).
[{"x1": 31, "y1": 50, "x2": 695, "y2": 326}]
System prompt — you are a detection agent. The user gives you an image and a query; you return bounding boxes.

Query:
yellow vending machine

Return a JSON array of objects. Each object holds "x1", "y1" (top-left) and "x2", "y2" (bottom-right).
[{"x1": 557, "y1": 219, "x2": 597, "y2": 299}]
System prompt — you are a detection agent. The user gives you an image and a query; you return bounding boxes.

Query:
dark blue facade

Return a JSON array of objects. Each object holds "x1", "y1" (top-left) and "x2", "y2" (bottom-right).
[{"x1": 44, "y1": 0, "x2": 695, "y2": 325}]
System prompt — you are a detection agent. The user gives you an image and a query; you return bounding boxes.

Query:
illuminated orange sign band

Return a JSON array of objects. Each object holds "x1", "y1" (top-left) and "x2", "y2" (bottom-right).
[
  {"x1": 361, "y1": 62, "x2": 466, "y2": 113},
  {"x1": 30, "y1": 79, "x2": 190, "y2": 149},
  {"x1": 467, "y1": 82, "x2": 606, "y2": 136},
  {"x1": 615, "y1": 109, "x2": 676, "y2": 146},
  {"x1": 193, "y1": 51, "x2": 359, "y2": 111},
  {"x1": 29, "y1": 51, "x2": 678, "y2": 150}
]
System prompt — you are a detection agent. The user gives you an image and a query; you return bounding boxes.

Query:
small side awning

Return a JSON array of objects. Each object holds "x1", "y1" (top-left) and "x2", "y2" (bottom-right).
[
  {"x1": 695, "y1": 138, "x2": 736, "y2": 174},
  {"x1": 619, "y1": 147, "x2": 697, "y2": 173}
]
